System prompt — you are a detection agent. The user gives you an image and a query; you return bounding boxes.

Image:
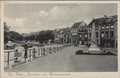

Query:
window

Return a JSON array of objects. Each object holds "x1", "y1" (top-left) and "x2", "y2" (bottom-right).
[
  {"x1": 76, "y1": 30, "x2": 78, "y2": 32},
  {"x1": 101, "y1": 34, "x2": 104, "y2": 37},
  {"x1": 89, "y1": 33, "x2": 91, "y2": 37},
  {"x1": 101, "y1": 26, "x2": 104, "y2": 29},
  {"x1": 111, "y1": 25, "x2": 114, "y2": 28},
  {"x1": 85, "y1": 34, "x2": 87, "y2": 37},
  {"x1": 106, "y1": 26, "x2": 109, "y2": 29},
  {"x1": 96, "y1": 32, "x2": 98, "y2": 37},
  {"x1": 89, "y1": 28, "x2": 91, "y2": 30},
  {"x1": 74, "y1": 30, "x2": 77, "y2": 33},
  {"x1": 73, "y1": 30, "x2": 75, "y2": 32},
  {"x1": 105, "y1": 31, "x2": 109, "y2": 37},
  {"x1": 110, "y1": 31, "x2": 114, "y2": 37},
  {"x1": 82, "y1": 27, "x2": 84, "y2": 31},
  {"x1": 101, "y1": 32, "x2": 104, "y2": 37},
  {"x1": 80, "y1": 35, "x2": 81, "y2": 37},
  {"x1": 97, "y1": 39, "x2": 98, "y2": 43}
]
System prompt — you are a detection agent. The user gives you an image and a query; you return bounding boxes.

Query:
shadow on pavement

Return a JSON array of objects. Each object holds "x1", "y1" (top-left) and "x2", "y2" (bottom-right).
[{"x1": 75, "y1": 50, "x2": 116, "y2": 56}]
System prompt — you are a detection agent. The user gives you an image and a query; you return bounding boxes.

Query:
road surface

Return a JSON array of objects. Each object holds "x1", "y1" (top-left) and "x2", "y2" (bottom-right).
[{"x1": 6, "y1": 45, "x2": 117, "y2": 72}]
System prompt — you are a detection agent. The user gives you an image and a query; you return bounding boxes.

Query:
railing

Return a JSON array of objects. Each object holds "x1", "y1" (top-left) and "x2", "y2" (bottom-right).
[{"x1": 4, "y1": 44, "x2": 70, "y2": 70}]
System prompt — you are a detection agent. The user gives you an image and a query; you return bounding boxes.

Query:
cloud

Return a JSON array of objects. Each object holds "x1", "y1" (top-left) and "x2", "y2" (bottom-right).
[
  {"x1": 38, "y1": 10, "x2": 48, "y2": 17},
  {"x1": 5, "y1": 17, "x2": 27, "y2": 32},
  {"x1": 21, "y1": 6, "x2": 76, "y2": 33},
  {"x1": 4, "y1": 4, "x2": 117, "y2": 34}
]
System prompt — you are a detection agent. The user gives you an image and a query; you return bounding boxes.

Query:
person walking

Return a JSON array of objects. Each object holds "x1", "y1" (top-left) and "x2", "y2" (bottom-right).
[{"x1": 23, "y1": 41, "x2": 28, "y2": 62}]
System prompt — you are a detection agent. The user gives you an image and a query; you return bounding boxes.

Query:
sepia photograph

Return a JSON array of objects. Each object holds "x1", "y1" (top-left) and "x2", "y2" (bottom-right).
[{"x1": 0, "y1": 1, "x2": 120, "y2": 78}]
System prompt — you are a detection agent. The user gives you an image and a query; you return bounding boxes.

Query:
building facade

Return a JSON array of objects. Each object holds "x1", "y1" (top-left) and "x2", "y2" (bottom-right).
[
  {"x1": 88, "y1": 15, "x2": 117, "y2": 48},
  {"x1": 54, "y1": 29, "x2": 64, "y2": 44},
  {"x1": 54, "y1": 28, "x2": 71, "y2": 44},
  {"x1": 54, "y1": 15, "x2": 117, "y2": 48},
  {"x1": 70, "y1": 21, "x2": 88, "y2": 45}
]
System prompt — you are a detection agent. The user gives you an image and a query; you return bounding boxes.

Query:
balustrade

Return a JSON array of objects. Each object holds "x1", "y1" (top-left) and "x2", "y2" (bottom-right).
[{"x1": 4, "y1": 44, "x2": 70, "y2": 70}]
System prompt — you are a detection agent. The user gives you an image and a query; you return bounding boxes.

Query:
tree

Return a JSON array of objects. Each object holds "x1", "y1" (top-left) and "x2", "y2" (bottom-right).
[
  {"x1": 4, "y1": 22, "x2": 10, "y2": 44},
  {"x1": 36, "y1": 30, "x2": 54, "y2": 43},
  {"x1": 4, "y1": 22, "x2": 23, "y2": 44}
]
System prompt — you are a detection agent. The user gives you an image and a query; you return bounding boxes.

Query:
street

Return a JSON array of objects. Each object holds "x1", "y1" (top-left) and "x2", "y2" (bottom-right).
[{"x1": 6, "y1": 45, "x2": 117, "y2": 72}]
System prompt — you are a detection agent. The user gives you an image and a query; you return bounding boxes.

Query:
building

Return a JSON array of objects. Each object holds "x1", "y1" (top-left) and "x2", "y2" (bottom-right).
[
  {"x1": 88, "y1": 15, "x2": 117, "y2": 48},
  {"x1": 54, "y1": 27, "x2": 71, "y2": 44},
  {"x1": 70, "y1": 21, "x2": 88, "y2": 45},
  {"x1": 62, "y1": 27, "x2": 71, "y2": 44},
  {"x1": 54, "y1": 29, "x2": 64, "y2": 44}
]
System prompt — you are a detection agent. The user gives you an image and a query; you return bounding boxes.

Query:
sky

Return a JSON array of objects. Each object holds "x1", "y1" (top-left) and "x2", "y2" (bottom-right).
[{"x1": 4, "y1": 3, "x2": 117, "y2": 34}]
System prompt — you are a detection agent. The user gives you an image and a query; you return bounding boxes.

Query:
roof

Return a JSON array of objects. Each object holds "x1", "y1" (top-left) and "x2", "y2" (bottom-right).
[
  {"x1": 55, "y1": 27, "x2": 70, "y2": 34},
  {"x1": 88, "y1": 18, "x2": 104, "y2": 27},
  {"x1": 71, "y1": 22, "x2": 82, "y2": 28},
  {"x1": 88, "y1": 15, "x2": 117, "y2": 27}
]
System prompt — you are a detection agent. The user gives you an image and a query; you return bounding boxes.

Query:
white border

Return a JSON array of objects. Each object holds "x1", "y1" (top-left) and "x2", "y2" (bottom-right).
[
  {"x1": 1, "y1": 1, "x2": 119, "y2": 4},
  {"x1": 0, "y1": 1, "x2": 120, "y2": 78}
]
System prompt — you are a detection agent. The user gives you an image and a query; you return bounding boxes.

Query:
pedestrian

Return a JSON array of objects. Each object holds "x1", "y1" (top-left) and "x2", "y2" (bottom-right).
[
  {"x1": 14, "y1": 49, "x2": 19, "y2": 63},
  {"x1": 33, "y1": 48, "x2": 37, "y2": 59},
  {"x1": 43, "y1": 48, "x2": 46, "y2": 56},
  {"x1": 23, "y1": 41, "x2": 28, "y2": 62},
  {"x1": 49, "y1": 47, "x2": 52, "y2": 53}
]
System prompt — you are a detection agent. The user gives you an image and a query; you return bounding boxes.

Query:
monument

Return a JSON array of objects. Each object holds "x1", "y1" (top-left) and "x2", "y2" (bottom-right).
[{"x1": 88, "y1": 23, "x2": 102, "y2": 54}]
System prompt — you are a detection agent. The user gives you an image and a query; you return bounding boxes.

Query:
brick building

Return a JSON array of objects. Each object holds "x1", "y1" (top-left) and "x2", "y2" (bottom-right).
[{"x1": 88, "y1": 15, "x2": 117, "y2": 48}]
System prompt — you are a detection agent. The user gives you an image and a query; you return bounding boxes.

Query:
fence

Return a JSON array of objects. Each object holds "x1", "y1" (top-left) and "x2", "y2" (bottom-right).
[{"x1": 4, "y1": 44, "x2": 70, "y2": 70}]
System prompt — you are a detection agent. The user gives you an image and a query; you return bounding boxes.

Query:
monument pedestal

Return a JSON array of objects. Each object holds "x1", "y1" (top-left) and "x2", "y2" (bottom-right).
[{"x1": 88, "y1": 43, "x2": 102, "y2": 54}]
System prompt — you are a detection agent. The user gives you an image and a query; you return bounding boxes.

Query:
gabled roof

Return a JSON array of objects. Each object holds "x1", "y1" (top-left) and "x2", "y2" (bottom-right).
[
  {"x1": 88, "y1": 18, "x2": 105, "y2": 27},
  {"x1": 55, "y1": 27, "x2": 70, "y2": 34},
  {"x1": 102, "y1": 15, "x2": 117, "y2": 25},
  {"x1": 88, "y1": 15, "x2": 117, "y2": 27},
  {"x1": 71, "y1": 22, "x2": 82, "y2": 28}
]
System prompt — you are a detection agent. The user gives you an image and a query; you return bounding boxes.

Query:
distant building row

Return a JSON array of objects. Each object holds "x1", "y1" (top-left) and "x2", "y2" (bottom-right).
[{"x1": 54, "y1": 15, "x2": 117, "y2": 48}]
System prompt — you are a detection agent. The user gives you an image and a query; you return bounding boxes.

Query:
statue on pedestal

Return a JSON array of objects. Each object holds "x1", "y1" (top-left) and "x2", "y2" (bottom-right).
[{"x1": 88, "y1": 23, "x2": 102, "y2": 54}]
